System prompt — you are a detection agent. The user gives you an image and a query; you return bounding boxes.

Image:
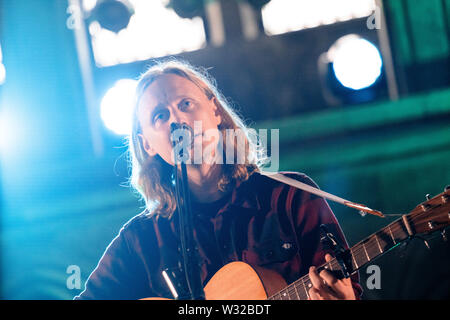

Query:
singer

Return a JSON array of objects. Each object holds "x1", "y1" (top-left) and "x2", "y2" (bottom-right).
[{"x1": 74, "y1": 59, "x2": 361, "y2": 300}]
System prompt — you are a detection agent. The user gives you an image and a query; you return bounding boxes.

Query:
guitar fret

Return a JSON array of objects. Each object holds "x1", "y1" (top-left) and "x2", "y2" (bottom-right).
[
  {"x1": 351, "y1": 248, "x2": 359, "y2": 269},
  {"x1": 292, "y1": 287, "x2": 297, "y2": 300},
  {"x1": 354, "y1": 245, "x2": 368, "y2": 268},
  {"x1": 362, "y1": 242, "x2": 370, "y2": 261},
  {"x1": 305, "y1": 278, "x2": 312, "y2": 298},
  {"x1": 302, "y1": 279, "x2": 309, "y2": 300},
  {"x1": 369, "y1": 237, "x2": 380, "y2": 260},
  {"x1": 294, "y1": 283, "x2": 300, "y2": 299},
  {"x1": 375, "y1": 234, "x2": 383, "y2": 253},
  {"x1": 388, "y1": 225, "x2": 396, "y2": 244},
  {"x1": 287, "y1": 287, "x2": 294, "y2": 300},
  {"x1": 285, "y1": 289, "x2": 291, "y2": 300}
]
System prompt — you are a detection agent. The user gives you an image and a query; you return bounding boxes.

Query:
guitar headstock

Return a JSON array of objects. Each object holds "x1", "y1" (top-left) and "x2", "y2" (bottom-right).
[{"x1": 406, "y1": 188, "x2": 450, "y2": 235}]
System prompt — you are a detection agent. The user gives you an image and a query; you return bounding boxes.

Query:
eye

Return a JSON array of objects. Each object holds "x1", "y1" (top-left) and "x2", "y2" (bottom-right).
[
  {"x1": 179, "y1": 99, "x2": 193, "y2": 111},
  {"x1": 152, "y1": 109, "x2": 169, "y2": 125}
]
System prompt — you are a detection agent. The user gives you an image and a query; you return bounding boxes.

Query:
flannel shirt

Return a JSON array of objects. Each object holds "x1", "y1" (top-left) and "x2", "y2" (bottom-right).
[{"x1": 75, "y1": 171, "x2": 361, "y2": 300}]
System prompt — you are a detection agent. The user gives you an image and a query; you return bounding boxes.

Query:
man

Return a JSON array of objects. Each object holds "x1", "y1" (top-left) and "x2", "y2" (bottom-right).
[{"x1": 75, "y1": 60, "x2": 360, "y2": 300}]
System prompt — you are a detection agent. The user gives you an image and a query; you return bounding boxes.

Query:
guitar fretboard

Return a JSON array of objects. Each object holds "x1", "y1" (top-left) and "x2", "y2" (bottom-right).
[{"x1": 268, "y1": 216, "x2": 411, "y2": 300}]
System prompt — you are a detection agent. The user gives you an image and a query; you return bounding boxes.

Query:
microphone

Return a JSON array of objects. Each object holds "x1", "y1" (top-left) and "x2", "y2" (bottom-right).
[
  {"x1": 170, "y1": 122, "x2": 193, "y2": 162},
  {"x1": 170, "y1": 122, "x2": 193, "y2": 134},
  {"x1": 170, "y1": 122, "x2": 182, "y2": 134}
]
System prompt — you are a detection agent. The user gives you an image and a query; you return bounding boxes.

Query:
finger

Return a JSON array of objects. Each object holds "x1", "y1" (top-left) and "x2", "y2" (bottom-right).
[
  {"x1": 308, "y1": 287, "x2": 322, "y2": 300},
  {"x1": 319, "y1": 269, "x2": 338, "y2": 287},
  {"x1": 309, "y1": 266, "x2": 324, "y2": 291},
  {"x1": 325, "y1": 253, "x2": 333, "y2": 262},
  {"x1": 309, "y1": 267, "x2": 335, "y2": 298}
]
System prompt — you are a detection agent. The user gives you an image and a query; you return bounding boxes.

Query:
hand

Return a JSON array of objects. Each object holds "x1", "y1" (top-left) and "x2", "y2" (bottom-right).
[{"x1": 308, "y1": 254, "x2": 356, "y2": 300}]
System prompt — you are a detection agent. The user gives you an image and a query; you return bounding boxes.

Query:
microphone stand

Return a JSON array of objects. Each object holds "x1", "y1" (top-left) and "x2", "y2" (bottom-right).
[{"x1": 170, "y1": 123, "x2": 205, "y2": 300}]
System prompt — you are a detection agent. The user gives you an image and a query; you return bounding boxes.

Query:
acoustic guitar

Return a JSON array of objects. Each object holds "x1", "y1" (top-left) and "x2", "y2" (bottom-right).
[{"x1": 143, "y1": 189, "x2": 450, "y2": 300}]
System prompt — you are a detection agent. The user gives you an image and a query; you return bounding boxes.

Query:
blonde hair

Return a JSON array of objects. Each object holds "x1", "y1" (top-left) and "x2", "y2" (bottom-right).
[{"x1": 129, "y1": 59, "x2": 266, "y2": 217}]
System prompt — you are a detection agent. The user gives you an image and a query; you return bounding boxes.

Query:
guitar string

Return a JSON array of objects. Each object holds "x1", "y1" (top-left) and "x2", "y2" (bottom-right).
[
  {"x1": 271, "y1": 243, "x2": 384, "y2": 299},
  {"x1": 268, "y1": 203, "x2": 447, "y2": 300},
  {"x1": 276, "y1": 259, "x2": 341, "y2": 300},
  {"x1": 323, "y1": 200, "x2": 446, "y2": 269},
  {"x1": 270, "y1": 224, "x2": 402, "y2": 300}
]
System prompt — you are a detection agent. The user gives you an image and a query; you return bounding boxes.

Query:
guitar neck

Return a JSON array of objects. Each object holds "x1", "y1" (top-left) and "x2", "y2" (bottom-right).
[{"x1": 268, "y1": 217, "x2": 411, "y2": 300}]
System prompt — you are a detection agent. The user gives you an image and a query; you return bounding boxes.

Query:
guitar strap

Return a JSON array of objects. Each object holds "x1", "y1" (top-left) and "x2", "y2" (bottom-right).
[{"x1": 259, "y1": 171, "x2": 384, "y2": 218}]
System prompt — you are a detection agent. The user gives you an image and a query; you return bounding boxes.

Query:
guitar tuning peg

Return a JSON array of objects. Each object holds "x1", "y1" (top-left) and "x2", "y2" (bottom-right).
[
  {"x1": 445, "y1": 185, "x2": 450, "y2": 192},
  {"x1": 425, "y1": 194, "x2": 431, "y2": 200}
]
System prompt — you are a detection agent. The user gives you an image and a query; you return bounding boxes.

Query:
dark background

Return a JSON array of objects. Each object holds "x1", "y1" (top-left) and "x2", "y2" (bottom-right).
[{"x1": 0, "y1": 0, "x2": 449, "y2": 299}]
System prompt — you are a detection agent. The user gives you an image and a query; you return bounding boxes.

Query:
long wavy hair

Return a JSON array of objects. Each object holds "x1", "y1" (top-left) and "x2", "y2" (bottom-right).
[{"x1": 129, "y1": 59, "x2": 266, "y2": 218}]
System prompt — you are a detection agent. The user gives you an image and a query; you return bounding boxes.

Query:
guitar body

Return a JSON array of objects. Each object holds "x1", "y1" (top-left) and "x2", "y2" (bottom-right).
[{"x1": 141, "y1": 261, "x2": 287, "y2": 300}]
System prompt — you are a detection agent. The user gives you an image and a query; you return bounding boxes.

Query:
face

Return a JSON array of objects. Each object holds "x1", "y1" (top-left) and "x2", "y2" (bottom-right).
[{"x1": 137, "y1": 73, "x2": 222, "y2": 166}]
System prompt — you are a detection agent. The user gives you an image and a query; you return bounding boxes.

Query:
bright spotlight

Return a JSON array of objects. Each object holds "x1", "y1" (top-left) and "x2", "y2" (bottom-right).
[
  {"x1": 0, "y1": 63, "x2": 5, "y2": 85},
  {"x1": 329, "y1": 35, "x2": 382, "y2": 90},
  {"x1": 100, "y1": 79, "x2": 137, "y2": 135},
  {"x1": 0, "y1": 110, "x2": 22, "y2": 155},
  {"x1": 0, "y1": 43, "x2": 4, "y2": 85},
  {"x1": 0, "y1": 111, "x2": 8, "y2": 151}
]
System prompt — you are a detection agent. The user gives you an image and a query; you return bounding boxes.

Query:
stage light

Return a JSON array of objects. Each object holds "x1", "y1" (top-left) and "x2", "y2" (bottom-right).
[
  {"x1": 86, "y1": 0, "x2": 205, "y2": 67},
  {"x1": 328, "y1": 35, "x2": 382, "y2": 90},
  {"x1": 100, "y1": 79, "x2": 137, "y2": 135},
  {"x1": 0, "y1": 111, "x2": 7, "y2": 151},
  {"x1": 318, "y1": 34, "x2": 385, "y2": 106},
  {"x1": 0, "y1": 44, "x2": 4, "y2": 84},
  {"x1": 0, "y1": 63, "x2": 5, "y2": 85},
  {"x1": 262, "y1": 0, "x2": 375, "y2": 35},
  {"x1": 91, "y1": 0, "x2": 135, "y2": 33},
  {"x1": 0, "y1": 110, "x2": 22, "y2": 156}
]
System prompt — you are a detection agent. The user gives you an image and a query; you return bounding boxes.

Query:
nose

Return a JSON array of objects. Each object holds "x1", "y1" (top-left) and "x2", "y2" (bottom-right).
[
  {"x1": 167, "y1": 105, "x2": 184, "y2": 129},
  {"x1": 167, "y1": 105, "x2": 193, "y2": 133},
  {"x1": 167, "y1": 107, "x2": 192, "y2": 145}
]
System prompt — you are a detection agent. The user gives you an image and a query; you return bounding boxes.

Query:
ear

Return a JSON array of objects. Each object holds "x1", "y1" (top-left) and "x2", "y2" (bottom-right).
[{"x1": 138, "y1": 133, "x2": 157, "y2": 157}]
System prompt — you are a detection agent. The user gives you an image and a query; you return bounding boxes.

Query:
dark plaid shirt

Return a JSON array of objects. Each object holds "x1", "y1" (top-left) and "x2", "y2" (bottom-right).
[{"x1": 75, "y1": 171, "x2": 361, "y2": 300}]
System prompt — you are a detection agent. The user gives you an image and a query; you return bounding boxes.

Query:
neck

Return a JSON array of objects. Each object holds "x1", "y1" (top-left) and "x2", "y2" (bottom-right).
[{"x1": 186, "y1": 163, "x2": 226, "y2": 203}]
